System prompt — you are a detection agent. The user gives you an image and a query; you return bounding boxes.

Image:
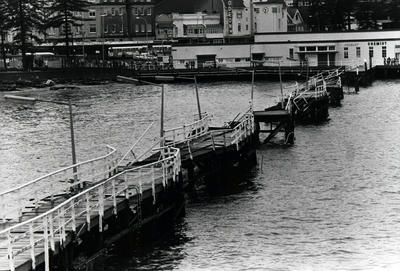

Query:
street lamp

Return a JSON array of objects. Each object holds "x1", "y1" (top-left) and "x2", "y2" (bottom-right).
[
  {"x1": 4, "y1": 95, "x2": 78, "y2": 181},
  {"x1": 101, "y1": 14, "x2": 107, "y2": 66},
  {"x1": 136, "y1": 16, "x2": 148, "y2": 43}
]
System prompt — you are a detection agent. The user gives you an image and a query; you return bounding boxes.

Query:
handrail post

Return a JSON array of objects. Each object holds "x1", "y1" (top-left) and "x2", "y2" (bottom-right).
[
  {"x1": 68, "y1": 100, "x2": 78, "y2": 183},
  {"x1": 112, "y1": 179, "x2": 117, "y2": 216},
  {"x1": 43, "y1": 216, "x2": 50, "y2": 271},
  {"x1": 29, "y1": 223, "x2": 35, "y2": 270},
  {"x1": 86, "y1": 193, "x2": 91, "y2": 231},
  {"x1": 194, "y1": 76, "x2": 202, "y2": 120},
  {"x1": 160, "y1": 84, "x2": 165, "y2": 147}
]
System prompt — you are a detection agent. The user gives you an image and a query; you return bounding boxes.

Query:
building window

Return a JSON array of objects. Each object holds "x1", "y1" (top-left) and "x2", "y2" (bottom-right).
[
  {"x1": 89, "y1": 10, "x2": 96, "y2": 17},
  {"x1": 147, "y1": 23, "x2": 152, "y2": 32},
  {"x1": 318, "y1": 46, "x2": 327, "y2": 51},
  {"x1": 344, "y1": 47, "x2": 348, "y2": 59},
  {"x1": 146, "y1": 7, "x2": 151, "y2": 15},
  {"x1": 299, "y1": 46, "x2": 305, "y2": 51},
  {"x1": 254, "y1": 8, "x2": 260, "y2": 13},
  {"x1": 289, "y1": 48, "x2": 294, "y2": 59},
  {"x1": 133, "y1": 8, "x2": 138, "y2": 15},
  {"x1": 141, "y1": 24, "x2": 145, "y2": 32},
  {"x1": 254, "y1": 22, "x2": 257, "y2": 31},
  {"x1": 272, "y1": 7, "x2": 278, "y2": 13},
  {"x1": 111, "y1": 8, "x2": 115, "y2": 15},
  {"x1": 278, "y1": 18, "x2": 281, "y2": 29},
  {"x1": 238, "y1": 23, "x2": 241, "y2": 32},
  {"x1": 237, "y1": 11, "x2": 242, "y2": 19},
  {"x1": 246, "y1": 24, "x2": 249, "y2": 31},
  {"x1": 89, "y1": 24, "x2": 96, "y2": 33},
  {"x1": 306, "y1": 46, "x2": 316, "y2": 51},
  {"x1": 356, "y1": 47, "x2": 361, "y2": 58},
  {"x1": 369, "y1": 46, "x2": 374, "y2": 58},
  {"x1": 382, "y1": 46, "x2": 387, "y2": 58}
]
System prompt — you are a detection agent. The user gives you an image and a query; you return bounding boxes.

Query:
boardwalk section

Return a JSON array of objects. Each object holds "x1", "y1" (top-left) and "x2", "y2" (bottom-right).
[{"x1": 0, "y1": 108, "x2": 257, "y2": 271}]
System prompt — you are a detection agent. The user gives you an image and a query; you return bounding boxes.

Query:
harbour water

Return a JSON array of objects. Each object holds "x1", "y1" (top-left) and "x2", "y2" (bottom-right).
[{"x1": 1, "y1": 80, "x2": 400, "y2": 270}]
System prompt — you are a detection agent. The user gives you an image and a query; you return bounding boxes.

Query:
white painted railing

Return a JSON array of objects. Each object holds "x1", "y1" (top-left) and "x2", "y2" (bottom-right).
[
  {"x1": 230, "y1": 109, "x2": 255, "y2": 150},
  {"x1": 0, "y1": 146, "x2": 181, "y2": 271},
  {"x1": 163, "y1": 114, "x2": 211, "y2": 145},
  {"x1": 0, "y1": 146, "x2": 119, "y2": 223}
]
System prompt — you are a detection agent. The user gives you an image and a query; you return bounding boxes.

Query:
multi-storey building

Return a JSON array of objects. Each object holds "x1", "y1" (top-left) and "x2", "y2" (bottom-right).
[
  {"x1": 167, "y1": 12, "x2": 223, "y2": 41},
  {"x1": 222, "y1": 0, "x2": 252, "y2": 37},
  {"x1": 97, "y1": 0, "x2": 127, "y2": 39},
  {"x1": 253, "y1": 0, "x2": 288, "y2": 33},
  {"x1": 127, "y1": 0, "x2": 156, "y2": 39}
]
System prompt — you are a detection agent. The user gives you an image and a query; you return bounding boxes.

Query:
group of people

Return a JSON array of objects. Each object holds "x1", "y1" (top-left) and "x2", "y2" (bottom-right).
[{"x1": 384, "y1": 57, "x2": 399, "y2": 66}]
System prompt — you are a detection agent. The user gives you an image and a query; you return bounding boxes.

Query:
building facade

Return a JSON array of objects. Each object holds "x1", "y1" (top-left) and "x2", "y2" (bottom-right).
[
  {"x1": 253, "y1": 0, "x2": 288, "y2": 33},
  {"x1": 171, "y1": 30, "x2": 400, "y2": 68},
  {"x1": 171, "y1": 12, "x2": 223, "y2": 41},
  {"x1": 127, "y1": 0, "x2": 156, "y2": 39},
  {"x1": 222, "y1": 0, "x2": 252, "y2": 37}
]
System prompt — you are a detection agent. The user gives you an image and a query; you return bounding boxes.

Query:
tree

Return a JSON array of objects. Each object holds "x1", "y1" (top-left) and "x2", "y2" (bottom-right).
[
  {"x1": 387, "y1": 0, "x2": 400, "y2": 24},
  {"x1": 47, "y1": 0, "x2": 90, "y2": 64},
  {"x1": 307, "y1": 0, "x2": 331, "y2": 31},
  {"x1": 340, "y1": 0, "x2": 356, "y2": 30},
  {"x1": 354, "y1": 0, "x2": 386, "y2": 30},
  {"x1": 0, "y1": 0, "x2": 11, "y2": 70},
  {"x1": 6, "y1": 0, "x2": 44, "y2": 70}
]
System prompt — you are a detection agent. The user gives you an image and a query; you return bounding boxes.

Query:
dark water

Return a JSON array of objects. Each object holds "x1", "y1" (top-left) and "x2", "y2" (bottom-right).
[{"x1": 1, "y1": 80, "x2": 400, "y2": 270}]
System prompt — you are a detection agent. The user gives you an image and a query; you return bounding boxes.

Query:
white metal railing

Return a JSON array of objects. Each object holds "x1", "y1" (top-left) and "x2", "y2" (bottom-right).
[
  {"x1": 0, "y1": 146, "x2": 181, "y2": 271},
  {"x1": 285, "y1": 67, "x2": 345, "y2": 111},
  {"x1": 230, "y1": 108, "x2": 255, "y2": 150},
  {"x1": 0, "y1": 146, "x2": 119, "y2": 223},
  {"x1": 163, "y1": 114, "x2": 211, "y2": 145}
]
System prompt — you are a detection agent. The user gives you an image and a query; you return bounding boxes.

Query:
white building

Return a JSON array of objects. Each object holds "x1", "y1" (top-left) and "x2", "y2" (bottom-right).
[
  {"x1": 253, "y1": 0, "x2": 288, "y2": 33},
  {"x1": 171, "y1": 30, "x2": 400, "y2": 68},
  {"x1": 222, "y1": 0, "x2": 252, "y2": 37},
  {"x1": 171, "y1": 12, "x2": 223, "y2": 40}
]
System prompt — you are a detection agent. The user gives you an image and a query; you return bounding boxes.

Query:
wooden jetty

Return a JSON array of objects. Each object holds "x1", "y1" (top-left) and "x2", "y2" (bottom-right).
[
  {"x1": 277, "y1": 68, "x2": 345, "y2": 124},
  {"x1": 0, "y1": 108, "x2": 257, "y2": 271},
  {"x1": 253, "y1": 109, "x2": 295, "y2": 145}
]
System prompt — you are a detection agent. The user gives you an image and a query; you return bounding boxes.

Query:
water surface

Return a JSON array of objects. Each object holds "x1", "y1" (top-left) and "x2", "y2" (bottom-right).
[{"x1": 1, "y1": 80, "x2": 399, "y2": 270}]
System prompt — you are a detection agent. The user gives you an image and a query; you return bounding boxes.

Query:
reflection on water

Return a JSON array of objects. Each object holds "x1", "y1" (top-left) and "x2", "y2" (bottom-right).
[{"x1": 1, "y1": 80, "x2": 400, "y2": 270}]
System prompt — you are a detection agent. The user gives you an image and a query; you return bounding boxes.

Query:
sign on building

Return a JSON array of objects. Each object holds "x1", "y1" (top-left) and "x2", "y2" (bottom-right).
[{"x1": 227, "y1": 0, "x2": 233, "y2": 34}]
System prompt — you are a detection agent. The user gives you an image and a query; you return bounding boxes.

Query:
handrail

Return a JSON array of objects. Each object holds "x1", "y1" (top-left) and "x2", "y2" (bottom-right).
[
  {"x1": 0, "y1": 146, "x2": 181, "y2": 271},
  {"x1": 163, "y1": 113, "x2": 211, "y2": 146},
  {"x1": 230, "y1": 108, "x2": 255, "y2": 150},
  {"x1": 0, "y1": 145, "x2": 119, "y2": 222}
]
